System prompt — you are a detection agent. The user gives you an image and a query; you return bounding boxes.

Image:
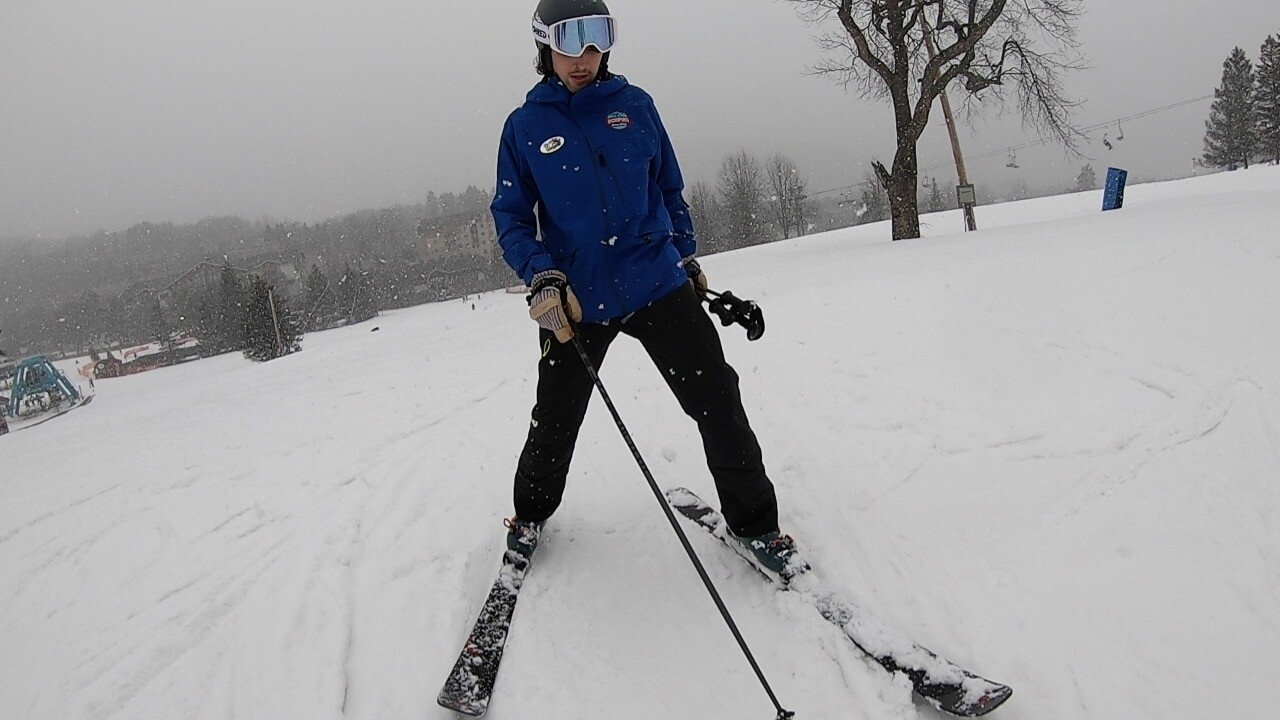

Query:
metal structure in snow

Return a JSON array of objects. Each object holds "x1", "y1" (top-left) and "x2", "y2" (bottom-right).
[{"x1": 5, "y1": 355, "x2": 83, "y2": 418}]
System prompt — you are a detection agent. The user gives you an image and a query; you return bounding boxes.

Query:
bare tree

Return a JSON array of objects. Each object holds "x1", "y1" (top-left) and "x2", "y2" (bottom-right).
[
  {"x1": 687, "y1": 180, "x2": 728, "y2": 255},
  {"x1": 767, "y1": 154, "x2": 811, "y2": 239},
  {"x1": 790, "y1": 0, "x2": 1085, "y2": 239},
  {"x1": 859, "y1": 167, "x2": 890, "y2": 223},
  {"x1": 717, "y1": 150, "x2": 769, "y2": 249}
]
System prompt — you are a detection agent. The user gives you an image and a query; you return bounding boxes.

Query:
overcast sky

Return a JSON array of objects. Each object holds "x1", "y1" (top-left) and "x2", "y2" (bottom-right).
[{"x1": 2, "y1": 0, "x2": 1277, "y2": 240}]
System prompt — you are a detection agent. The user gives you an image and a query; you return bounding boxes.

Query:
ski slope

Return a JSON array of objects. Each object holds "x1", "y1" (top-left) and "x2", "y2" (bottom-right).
[{"x1": 3, "y1": 166, "x2": 1279, "y2": 720}]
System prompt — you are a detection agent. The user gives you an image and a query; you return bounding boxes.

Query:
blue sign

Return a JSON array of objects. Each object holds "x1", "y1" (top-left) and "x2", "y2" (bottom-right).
[{"x1": 1103, "y1": 167, "x2": 1128, "y2": 211}]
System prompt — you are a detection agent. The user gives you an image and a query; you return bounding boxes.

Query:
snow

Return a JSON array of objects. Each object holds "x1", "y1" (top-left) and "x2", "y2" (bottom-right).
[{"x1": 4, "y1": 166, "x2": 1280, "y2": 719}]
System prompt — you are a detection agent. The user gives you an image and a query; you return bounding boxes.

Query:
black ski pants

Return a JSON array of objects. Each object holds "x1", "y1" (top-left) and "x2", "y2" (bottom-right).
[{"x1": 513, "y1": 283, "x2": 779, "y2": 538}]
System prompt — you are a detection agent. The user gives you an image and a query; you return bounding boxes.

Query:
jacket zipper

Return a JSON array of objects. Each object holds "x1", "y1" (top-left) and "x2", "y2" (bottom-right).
[
  {"x1": 569, "y1": 109, "x2": 627, "y2": 315},
  {"x1": 597, "y1": 152, "x2": 628, "y2": 215},
  {"x1": 595, "y1": 150, "x2": 628, "y2": 314},
  {"x1": 569, "y1": 114, "x2": 612, "y2": 228}
]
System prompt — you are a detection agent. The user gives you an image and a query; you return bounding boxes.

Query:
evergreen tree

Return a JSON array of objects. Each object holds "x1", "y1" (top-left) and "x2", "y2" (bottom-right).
[
  {"x1": 214, "y1": 261, "x2": 246, "y2": 353},
  {"x1": 1074, "y1": 164, "x2": 1098, "y2": 192},
  {"x1": 146, "y1": 295, "x2": 174, "y2": 357},
  {"x1": 337, "y1": 264, "x2": 378, "y2": 324},
  {"x1": 1203, "y1": 47, "x2": 1258, "y2": 169},
  {"x1": 926, "y1": 179, "x2": 946, "y2": 213},
  {"x1": 192, "y1": 290, "x2": 219, "y2": 355},
  {"x1": 303, "y1": 265, "x2": 335, "y2": 329},
  {"x1": 337, "y1": 264, "x2": 357, "y2": 317},
  {"x1": 242, "y1": 276, "x2": 301, "y2": 362},
  {"x1": 1257, "y1": 34, "x2": 1280, "y2": 165},
  {"x1": 351, "y1": 270, "x2": 378, "y2": 323}
]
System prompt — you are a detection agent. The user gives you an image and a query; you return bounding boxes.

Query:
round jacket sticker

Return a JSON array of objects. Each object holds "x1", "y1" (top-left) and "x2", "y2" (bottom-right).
[
  {"x1": 540, "y1": 136, "x2": 565, "y2": 154},
  {"x1": 606, "y1": 111, "x2": 631, "y2": 130}
]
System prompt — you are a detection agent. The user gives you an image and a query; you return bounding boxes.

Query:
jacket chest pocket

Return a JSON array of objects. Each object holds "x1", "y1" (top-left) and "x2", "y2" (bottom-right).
[
  {"x1": 529, "y1": 137, "x2": 599, "y2": 210},
  {"x1": 597, "y1": 132, "x2": 656, "y2": 223}
]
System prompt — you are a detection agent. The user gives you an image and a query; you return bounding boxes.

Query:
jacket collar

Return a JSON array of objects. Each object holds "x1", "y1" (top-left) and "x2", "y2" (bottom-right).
[{"x1": 527, "y1": 74, "x2": 628, "y2": 106}]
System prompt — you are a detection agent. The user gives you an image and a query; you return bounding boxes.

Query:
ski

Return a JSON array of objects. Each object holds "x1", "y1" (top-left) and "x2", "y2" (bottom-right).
[
  {"x1": 436, "y1": 550, "x2": 530, "y2": 716},
  {"x1": 665, "y1": 487, "x2": 1013, "y2": 717}
]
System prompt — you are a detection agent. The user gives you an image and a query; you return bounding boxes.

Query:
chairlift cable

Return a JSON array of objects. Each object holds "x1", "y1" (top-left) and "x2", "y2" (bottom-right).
[{"x1": 805, "y1": 94, "x2": 1212, "y2": 199}]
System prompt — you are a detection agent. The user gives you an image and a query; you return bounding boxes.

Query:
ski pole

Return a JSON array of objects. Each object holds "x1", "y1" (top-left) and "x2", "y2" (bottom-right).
[{"x1": 570, "y1": 335, "x2": 795, "y2": 720}]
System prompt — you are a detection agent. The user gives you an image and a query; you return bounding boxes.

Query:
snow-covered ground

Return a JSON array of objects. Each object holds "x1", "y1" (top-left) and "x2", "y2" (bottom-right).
[{"x1": 3, "y1": 166, "x2": 1279, "y2": 720}]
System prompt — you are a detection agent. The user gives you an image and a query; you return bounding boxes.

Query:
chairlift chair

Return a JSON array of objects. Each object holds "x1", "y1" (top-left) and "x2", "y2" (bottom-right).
[{"x1": 1005, "y1": 150, "x2": 1020, "y2": 169}]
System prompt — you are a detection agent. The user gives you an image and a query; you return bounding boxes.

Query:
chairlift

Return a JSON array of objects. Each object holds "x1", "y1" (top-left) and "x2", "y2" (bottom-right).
[
  {"x1": 1116, "y1": 119, "x2": 1125, "y2": 142},
  {"x1": 1005, "y1": 149, "x2": 1020, "y2": 169},
  {"x1": 1103, "y1": 132, "x2": 1113, "y2": 151}
]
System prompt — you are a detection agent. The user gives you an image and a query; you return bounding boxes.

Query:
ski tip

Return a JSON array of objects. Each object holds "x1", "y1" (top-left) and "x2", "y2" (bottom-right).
[
  {"x1": 437, "y1": 694, "x2": 489, "y2": 717},
  {"x1": 943, "y1": 683, "x2": 1012, "y2": 717},
  {"x1": 974, "y1": 685, "x2": 1013, "y2": 716},
  {"x1": 664, "y1": 486, "x2": 702, "y2": 507}
]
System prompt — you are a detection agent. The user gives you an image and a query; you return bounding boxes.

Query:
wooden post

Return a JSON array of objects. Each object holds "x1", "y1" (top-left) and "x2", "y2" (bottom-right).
[
  {"x1": 921, "y1": 18, "x2": 978, "y2": 232},
  {"x1": 268, "y1": 289, "x2": 285, "y2": 357}
]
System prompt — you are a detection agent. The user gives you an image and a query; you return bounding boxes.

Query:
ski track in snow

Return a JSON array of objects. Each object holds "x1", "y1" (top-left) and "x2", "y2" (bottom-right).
[{"x1": 4, "y1": 166, "x2": 1280, "y2": 719}]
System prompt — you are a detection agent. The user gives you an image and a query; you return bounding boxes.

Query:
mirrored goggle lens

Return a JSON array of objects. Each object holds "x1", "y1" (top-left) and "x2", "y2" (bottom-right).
[{"x1": 551, "y1": 16, "x2": 615, "y2": 57}]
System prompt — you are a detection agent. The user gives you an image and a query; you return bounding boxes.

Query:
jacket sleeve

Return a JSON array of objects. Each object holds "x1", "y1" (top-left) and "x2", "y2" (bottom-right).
[
  {"x1": 491, "y1": 112, "x2": 556, "y2": 285},
  {"x1": 647, "y1": 99, "x2": 697, "y2": 259}
]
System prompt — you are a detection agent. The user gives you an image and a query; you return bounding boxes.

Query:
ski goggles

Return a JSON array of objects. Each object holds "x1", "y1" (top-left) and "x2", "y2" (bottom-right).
[{"x1": 533, "y1": 14, "x2": 617, "y2": 57}]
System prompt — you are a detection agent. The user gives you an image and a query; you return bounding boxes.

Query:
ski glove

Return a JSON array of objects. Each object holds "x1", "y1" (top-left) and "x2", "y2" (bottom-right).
[
  {"x1": 528, "y1": 269, "x2": 583, "y2": 343},
  {"x1": 682, "y1": 256, "x2": 709, "y2": 296}
]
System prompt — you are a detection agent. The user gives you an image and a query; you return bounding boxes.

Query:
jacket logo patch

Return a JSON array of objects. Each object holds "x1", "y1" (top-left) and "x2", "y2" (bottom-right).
[
  {"x1": 606, "y1": 111, "x2": 631, "y2": 130},
  {"x1": 540, "y1": 136, "x2": 565, "y2": 154}
]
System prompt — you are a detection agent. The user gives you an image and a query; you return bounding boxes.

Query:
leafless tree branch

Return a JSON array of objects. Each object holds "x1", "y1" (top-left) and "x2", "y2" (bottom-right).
[{"x1": 786, "y1": 0, "x2": 1085, "y2": 239}]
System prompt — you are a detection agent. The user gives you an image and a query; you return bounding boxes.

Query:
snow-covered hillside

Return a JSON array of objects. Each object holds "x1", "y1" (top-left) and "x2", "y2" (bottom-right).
[{"x1": 4, "y1": 167, "x2": 1279, "y2": 720}]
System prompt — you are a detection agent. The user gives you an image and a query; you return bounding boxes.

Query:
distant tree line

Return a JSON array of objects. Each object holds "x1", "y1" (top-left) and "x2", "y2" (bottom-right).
[
  {"x1": 8, "y1": 148, "x2": 884, "y2": 360},
  {"x1": 168, "y1": 261, "x2": 304, "y2": 363},
  {"x1": 0, "y1": 187, "x2": 495, "y2": 358},
  {"x1": 18, "y1": 129, "x2": 1146, "y2": 362},
  {"x1": 688, "y1": 151, "x2": 817, "y2": 254},
  {"x1": 1202, "y1": 33, "x2": 1280, "y2": 169}
]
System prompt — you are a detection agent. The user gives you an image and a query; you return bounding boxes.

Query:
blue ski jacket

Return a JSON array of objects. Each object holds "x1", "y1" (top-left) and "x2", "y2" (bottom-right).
[{"x1": 491, "y1": 75, "x2": 696, "y2": 323}]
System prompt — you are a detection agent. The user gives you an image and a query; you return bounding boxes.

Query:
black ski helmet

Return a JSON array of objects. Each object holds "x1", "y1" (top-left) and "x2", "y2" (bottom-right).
[
  {"x1": 533, "y1": 0, "x2": 610, "y2": 29},
  {"x1": 532, "y1": 0, "x2": 613, "y2": 79}
]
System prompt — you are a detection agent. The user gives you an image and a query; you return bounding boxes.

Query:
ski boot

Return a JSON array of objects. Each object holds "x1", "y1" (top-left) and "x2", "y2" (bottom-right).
[
  {"x1": 731, "y1": 529, "x2": 808, "y2": 581},
  {"x1": 504, "y1": 517, "x2": 544, "y2": 560}
]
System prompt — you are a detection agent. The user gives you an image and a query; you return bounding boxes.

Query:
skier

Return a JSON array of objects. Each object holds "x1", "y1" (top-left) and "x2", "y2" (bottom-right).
[{"x1": 491, "y1": 0, "x2": 799, "y2": 575}]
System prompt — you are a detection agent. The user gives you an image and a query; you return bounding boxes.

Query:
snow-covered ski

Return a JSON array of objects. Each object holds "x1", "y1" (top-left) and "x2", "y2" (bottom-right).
[
  {"x1": 436, "y1": 550, "x2": 530, "y2": 717},
  {"x1": 666, "y1": 487, "x2": 1013, "y2": 717}
]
